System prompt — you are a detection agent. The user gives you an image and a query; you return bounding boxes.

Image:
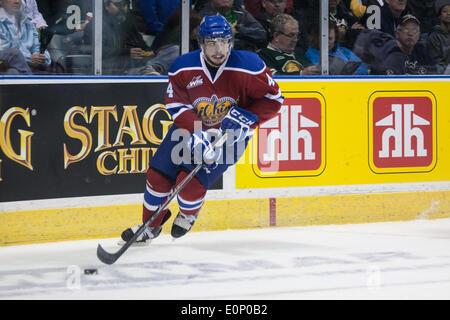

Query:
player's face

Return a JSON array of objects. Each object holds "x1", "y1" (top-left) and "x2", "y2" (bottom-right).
[{"x1": 202, "y1": 37, "x2": 232, "y2": 67}]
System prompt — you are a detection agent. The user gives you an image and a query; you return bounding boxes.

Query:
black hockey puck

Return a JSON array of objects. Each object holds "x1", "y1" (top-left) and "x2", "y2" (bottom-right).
[{"x1": 84, "y1": 268, "x2": 98, "y2": 275}]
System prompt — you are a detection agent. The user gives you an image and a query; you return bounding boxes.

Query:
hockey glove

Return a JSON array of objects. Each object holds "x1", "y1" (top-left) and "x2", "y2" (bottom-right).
[
  {"x1": 188, "y1": 129, "x2": 220, "y2": 170},
  {"x1": 221, "y1": 106, "x2": 258, "y2": 145}
]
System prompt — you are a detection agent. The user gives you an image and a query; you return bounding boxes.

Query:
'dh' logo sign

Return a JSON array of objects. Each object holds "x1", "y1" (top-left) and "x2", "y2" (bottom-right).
[
  {"x1": 369, "y1": 92, "x2": 436, "y2": 173},
  {"x1": 253, "y1": 94, "x2": 325, "y2": 177}
]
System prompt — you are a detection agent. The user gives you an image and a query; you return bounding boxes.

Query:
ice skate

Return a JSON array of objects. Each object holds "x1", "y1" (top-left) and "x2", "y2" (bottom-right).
[
  {"x1": 119, "y1": 210, "x2": 171, "y2": 246},
  {"x1": 171, "y1": 210, "x2": 200, "y2": 239}
]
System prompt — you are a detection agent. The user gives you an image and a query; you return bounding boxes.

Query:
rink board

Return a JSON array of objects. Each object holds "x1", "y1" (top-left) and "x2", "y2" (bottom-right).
[
  {"x1": 1, "y1": 190, "x2": 449, "y2": 245},
  {"x1": 237, "y1": 79, "x2": 450, "y2": 188},
  {"x1": 1, "y1": 77, "x2": 450, "y2": 245}
]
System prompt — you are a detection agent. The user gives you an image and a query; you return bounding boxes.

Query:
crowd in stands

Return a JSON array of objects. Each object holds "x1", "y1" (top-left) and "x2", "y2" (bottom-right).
[{"x1": 0, "y1": 0, "x2": 448, "y2": 75}]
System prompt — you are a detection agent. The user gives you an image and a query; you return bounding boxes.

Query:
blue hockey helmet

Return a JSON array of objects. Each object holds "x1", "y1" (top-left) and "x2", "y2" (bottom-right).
[
  {"x1": 198, "y1": 15, "x2": 232, "y2": 39},
  {"x1": 198, "y1": 15, "x2": 233, "y2": 67}
]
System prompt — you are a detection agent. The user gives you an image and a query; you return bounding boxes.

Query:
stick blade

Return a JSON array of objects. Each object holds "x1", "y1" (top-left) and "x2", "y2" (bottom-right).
[{"x1": 97, "y1": 244, "x2": 118, "y2": 265}]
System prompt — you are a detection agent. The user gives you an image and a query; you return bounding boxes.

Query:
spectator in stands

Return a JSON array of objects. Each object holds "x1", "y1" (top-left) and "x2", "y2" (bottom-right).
[
  {"x1": 342, "y1": 0, "x2": 383, "y2": 32},
  {"x1": 255, "y1": 0, "x2": 294, "y2": 49},
  {"x1": 0, "y1": 47, "x2": 32, "y2": 74},
  {"x1": 258, "y1": 13, "x2": 320, "y2": 75},
  {"x1": 353, "y1": 28, "x2": 406, "y2": 74},
  {"x1": 33, "y1": 1, "x2": 92, "y2": 72},
  {"x1": 347, "y1": 0, "x2": 369, "y2": 19},
  {"x1": 256, "y1": 0, "x2": 287, "y2": 34},
  {"x1": 305, "y1": 21, "x2": 369, "y2": 75},
  {"x1": 120, "y1": 1, "x2": 153, "y2": 58},
  {"x1": 348, "y1": 0, "x2": 382, "y2": 20},
  {"x1": 37, "y1": 0, "x2": 90, "y2": 35},
  {"x1": 329, "y1": 0, "x2": 364, "y2": 48},
  {"x1": 379, "y1": 0, "x2": 409, "y2": 37},
  {"x1": 130, "y1": 9, "x2": 202, "y2": 75},
  {"x1": 291, "y1": 0, "x2": 315, "y2": 55},
  {"x1": 194, "y1": 0, "x2": 244, "y2": 12},
  {"x1": 292, "y1": 0, "x2": 313, "y2": 26},
  {"x1": 292, "y1": 0, "x2": 364, "y2": 49},
  {"x1": 197, "y1": 0, "x2": 267, "y2": 51},
  {"x1": 83, "y1": 0, "x2": 154, "y2": 75},
  {"x1": 407, "y1": 0, "x2": 439, "y2": 34},
  {"x1": 137, "y1": 0, "x2": 180, "y2": 38},
  {"x1": 21, "y1": 0, "x2": 47, "y2": 30},
  {"x1": 395, "y1": 14, "x2": 438, "y2": 74},
  {"x1": 354, "y1": 14, "x2": 438, "y2": 74},
  {"x1": 427, "y1": 0, "x2": 450, "y2": 73},
  {"x1": 244, "y1": 0, "x2": 293, "y2": 18},
  {"x1": 0, "y1": 0, "x2": 55, "y2": 73}
]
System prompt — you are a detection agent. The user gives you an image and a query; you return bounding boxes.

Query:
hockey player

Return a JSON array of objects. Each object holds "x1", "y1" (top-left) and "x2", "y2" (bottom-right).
[{"x1": 121, "y1": 14, "x2": 283, "y2": 244}]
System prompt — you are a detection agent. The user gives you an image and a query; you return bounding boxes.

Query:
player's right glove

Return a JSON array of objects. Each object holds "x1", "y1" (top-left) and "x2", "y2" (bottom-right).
[
  {"x1": 221, "y1": 106, "x2": 258, "y2": 146},
  {"x1": 188, "y1": 129, "x2": 220, "y2": 170}
]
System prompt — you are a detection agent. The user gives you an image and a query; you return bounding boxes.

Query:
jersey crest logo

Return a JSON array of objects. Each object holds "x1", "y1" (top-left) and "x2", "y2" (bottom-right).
[
  {"x1": 194, "y1": 95, "x2": 237, "y2": 126},
  {"x1": 282, "y1": 60, "x2": 303, "y2": 73},
  {"x1": 187, "y1": 75, "x2": 204, "y2": 89}
]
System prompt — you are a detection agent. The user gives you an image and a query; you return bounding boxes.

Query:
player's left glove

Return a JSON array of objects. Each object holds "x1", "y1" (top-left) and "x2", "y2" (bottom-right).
[
  {"x1": 221, "y1": 106, "x2": 258, "y2": 146},
  {"x1": 188, "y1": 129, "x2": 220, "y2": 170}
]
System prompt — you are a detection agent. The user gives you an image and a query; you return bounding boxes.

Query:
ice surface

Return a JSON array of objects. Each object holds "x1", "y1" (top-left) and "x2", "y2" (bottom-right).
[{"x1": 1, "y1": 218, "x2": 450, "y2": 300}]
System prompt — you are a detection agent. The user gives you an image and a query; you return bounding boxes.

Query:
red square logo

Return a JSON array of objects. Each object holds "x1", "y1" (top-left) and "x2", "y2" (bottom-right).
[
  {"x1": 369, "y1": 92, "x2": 436, "y2": 173},
  {"x1": 254, "y1": 95, "x2": 325, "y2": 177}
]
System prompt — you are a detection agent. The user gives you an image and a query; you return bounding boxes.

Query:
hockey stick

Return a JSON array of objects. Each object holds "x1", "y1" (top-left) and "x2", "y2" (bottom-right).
[{"x1": 97, "y1": 132, "x2": 228, "y2": 265}]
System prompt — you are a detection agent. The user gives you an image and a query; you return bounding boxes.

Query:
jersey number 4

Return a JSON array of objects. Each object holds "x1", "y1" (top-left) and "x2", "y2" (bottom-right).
[
  {"x1": 166, "y1": 82, "x2": 174, "y2": 98},
  {"x1": 266, "y1": 73, "x2": 275, "y2": 87}
]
